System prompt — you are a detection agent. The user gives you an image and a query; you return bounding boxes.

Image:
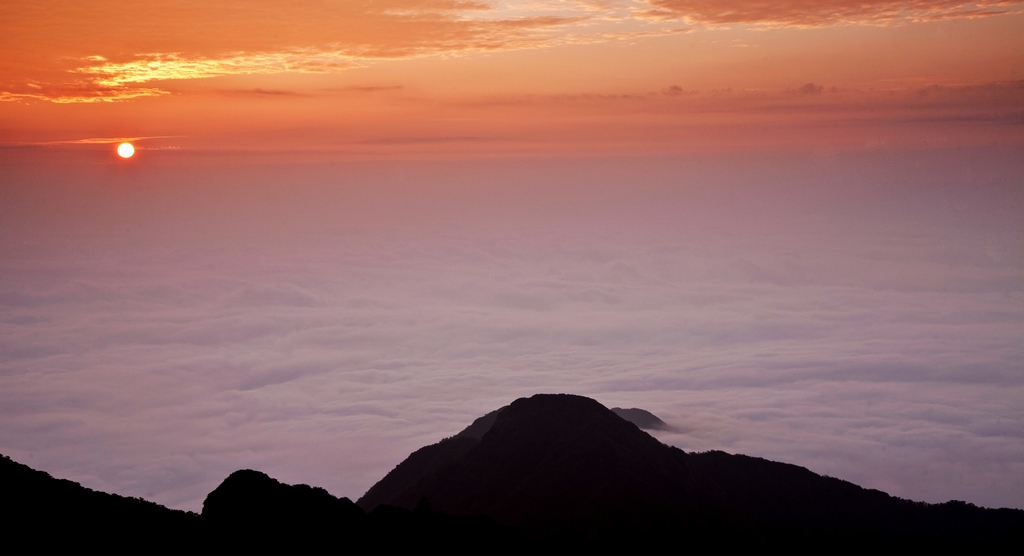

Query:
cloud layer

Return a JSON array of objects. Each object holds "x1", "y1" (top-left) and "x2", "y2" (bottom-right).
[{"x1": 1, "y1": 149, "x2": 1021, "y2": 510}]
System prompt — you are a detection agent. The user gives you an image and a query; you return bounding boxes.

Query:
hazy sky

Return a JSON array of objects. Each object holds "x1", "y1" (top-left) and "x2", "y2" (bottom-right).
[{"x1": 1, "y1": 1, "x2": 1022, "y2": 511}]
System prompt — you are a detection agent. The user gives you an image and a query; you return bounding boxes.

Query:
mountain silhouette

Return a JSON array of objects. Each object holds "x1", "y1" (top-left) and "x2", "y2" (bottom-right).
[
  {"x1": 686, "y1": 450, "x2": 1024, "y2": 546},
  {"x1": 1, "y1": 454, "x2": 200, "y2": 550},
  {"x1": 358, "y1": 393, "x2": 1024, "y2": 547},
  {"x1": 201, "y1": 469, "x2": 364, "y2": 550},
  {"x1": 4, "y1": 393, "x2": 1022, "y2": 548},
  {"x1": 360, "y1": 394, "x2": 745, "y2": 544},
  {"x1": 201, "y1": 467, "x2": 520, "y2": 550}
]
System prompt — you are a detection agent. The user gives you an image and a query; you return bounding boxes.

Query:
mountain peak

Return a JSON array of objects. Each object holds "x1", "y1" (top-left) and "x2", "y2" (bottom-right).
[
  {"x1": 357, "y1": 393, "x2": 726, "y2": 540},
  {"x1": 203, "y1": 468, "x2": 361, "y2": 528}
]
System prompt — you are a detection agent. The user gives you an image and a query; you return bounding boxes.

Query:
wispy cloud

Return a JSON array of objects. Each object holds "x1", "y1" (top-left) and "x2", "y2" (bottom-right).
[
  {"x1": 1, "y1": 1, "x2": 596, "y2": 103},
  {"x1": 9, "y1": 1, "x2": 1014, "y2": 104},
  {"x1": 0, "y1": 88, "x2": 170, "y2": 104},
  {"x1": 0, "y1": 135, "x2": 184, "y2": 148},
  {"x1": 338, "y1": 85, "x2": 405, "y2": 93},
  {"x1": 36, "y1": 135, "x2": 182, "y2": 145},
  {"x1": 640, "y1": 0, "x2": 1024, "y2": 27},
  {"x1": 80, "y1": 51, "x2": 367, "y2": 87}
]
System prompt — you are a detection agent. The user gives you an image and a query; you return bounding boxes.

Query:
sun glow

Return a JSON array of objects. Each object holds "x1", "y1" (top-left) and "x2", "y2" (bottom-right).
[{"x1": 116, "y1": 142, "x2": 135, "y2": 158}]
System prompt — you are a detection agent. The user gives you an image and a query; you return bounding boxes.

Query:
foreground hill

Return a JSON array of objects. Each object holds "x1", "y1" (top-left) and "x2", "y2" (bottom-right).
[
  {"x1": 358, "y1": 394, "x2": 1024, "y2": 547},
  {"x1": 202, "y1": 468, "x2": 519, "y2": 550},
  {"x1": 4, "y1": 394, "x2": 1021, "y2": 548},
  {"x1": 1, "y1": 454, "x2": 517, "y2": 551},
  {"x1": 1, "y1": 454, "x2": 200, "y2": 550},
  {"x1": 687, "y1": 450, "x2": 1024, "y2": 546}
]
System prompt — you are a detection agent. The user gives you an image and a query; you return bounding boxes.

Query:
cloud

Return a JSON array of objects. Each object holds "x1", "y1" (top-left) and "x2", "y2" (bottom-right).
[
  {"x1": 0, "y1": 135, "x2": 184, "y2": 147},
  {"x1": 359, "y1": 135, "x2": 501, "y2": 145},
  {"x1": 3, "y1": 1, "x2": 1020, "y2": 103},
  {"x1": 229, "y1": 284, "x2": 325, "y2": 308},
  {"x1": 0, "y1": 1, "x2": 591, "y2": 103},
  {"x1": 1, "y1": 149, "x2": 1022, "y2": 511},
  {"x1": 235, "y1": 89, "x2": 306, "y2": 97},
  {"x1": 663, "y1": 84, "x2": 699, "y2": 96},
  {"x1": 0, "y1": 87, "x2": 170, "y2": 104},
  {"x1": 79, "y1": 51, "x2": 367, "y2": 88},
  {"x1": 412, "y1": 79, "x2": 1024, "y2": 153},
  {"x1": 339, "y1": 85, "x2": 405, "y2": 93},
  {"x1": 798, "y1": 82, "x2": 824, "y2": 95},
  {"x1": 641, "y1": 0, "x2": 1024, "y2": 27}
]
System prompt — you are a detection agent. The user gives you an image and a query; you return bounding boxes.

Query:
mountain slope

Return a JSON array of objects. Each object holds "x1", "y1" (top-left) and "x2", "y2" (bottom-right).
[
  {"x1": 1, "y1": 454, "x2": 200, "y2": 549},
  {"x1": 358, "y1": 393, "x2": 1024, "y2": 546},
  {"x1": 359, "y1": 394, "x2": 742, "y2": 542},
  {"x1": 688, "y1": 450, "x2": 1024, "y2": 545},
  {"x1": 202, "y1": 467, "x2": 521, "y2": 550}
]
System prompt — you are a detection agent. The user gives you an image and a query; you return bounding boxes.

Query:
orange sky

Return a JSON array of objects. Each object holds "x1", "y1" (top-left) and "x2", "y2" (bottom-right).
[{"x1": 2, "y1": 1, "x2": 1022, "y2": 154}]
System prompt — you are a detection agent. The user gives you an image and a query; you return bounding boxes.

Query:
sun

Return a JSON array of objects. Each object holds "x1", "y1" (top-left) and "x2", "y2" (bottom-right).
[{"x1": 116, "y1": 142, "x2": 135, "y2": 158}]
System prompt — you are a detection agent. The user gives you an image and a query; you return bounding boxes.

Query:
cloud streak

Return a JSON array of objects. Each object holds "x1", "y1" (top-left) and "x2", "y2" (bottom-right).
[
  {"x1": 642, "y1": 0, "x2": 1024, "y2": 27},
  {"x1": 0, "y1": 135, "x2": 185, "y2": 147},
  {"x1": 79, "y1": 52, "x2": 366, "y2": 88}
]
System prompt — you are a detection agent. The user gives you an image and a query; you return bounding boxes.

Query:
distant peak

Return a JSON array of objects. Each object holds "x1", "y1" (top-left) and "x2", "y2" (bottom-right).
[
  {"x1": 453, "y1": 395, "x2": 670, "y2": 439},
  {"x1": 611, "y1": 407, "x2": 670, "y2": 431}
]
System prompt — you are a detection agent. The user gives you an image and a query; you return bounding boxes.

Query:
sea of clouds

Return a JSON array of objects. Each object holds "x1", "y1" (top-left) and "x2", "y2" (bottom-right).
[{"x1": 1, "y1": 149, "x2": 1021, "y2": 510}]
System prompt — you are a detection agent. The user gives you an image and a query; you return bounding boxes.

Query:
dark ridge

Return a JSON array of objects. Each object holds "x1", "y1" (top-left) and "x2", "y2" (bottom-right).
[
  {"x1": 1, "y1": 453, "x2": 200, "y2": 549},
  {"x1": 360, "y1": 394, "x2": 742, "y2": 544},
  {"x1": 201, "y1": 469, "x2": 364, "y2": 550},
  {"x1": 359, "y1": 393, "x2": 1024, "y2": 547},
  {"x1": 358, "y1": 405, "x2": 507, "y2": 511},
  {"x1": 7, "y1": 393, "x2": 1023, "y2": 548},
  {"x1": 357, "y1": 436, "x2": 480, "y2": 512},
  {"x1": 202, "y1": 468, "x2": 364, "y2": 527},
  {"x1": 454, "y1": 406, "x2": 507, "y2": 440},
  {"x1": 364, "y1": 503, "x2": 525, "y2": 550},
  {"x1": 202, "y1": 467, "x2": 521, "y2": 550},
  {"x1": 610, "y1": 407, "x2": 669, "y2": 430},
  {"x1": 2, "y1": 451, "x2": 518, "y2": 551},
  {"x1": 688, "y1": 450, "x2": 1024, "y2": 546}
]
